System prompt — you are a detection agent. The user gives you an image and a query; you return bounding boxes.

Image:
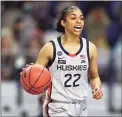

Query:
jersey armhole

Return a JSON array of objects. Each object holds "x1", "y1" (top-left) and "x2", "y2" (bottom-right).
[
  {"x1": 46, "y1": 41, "x2": 56, "y2": 68},
  {"x1": 86, "y1": 39, "x2": 90, "y2": 66}
]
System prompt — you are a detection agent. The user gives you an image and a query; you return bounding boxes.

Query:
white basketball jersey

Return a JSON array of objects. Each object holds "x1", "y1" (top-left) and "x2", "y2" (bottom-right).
[{"x1": 46, "y1": 37, "x2": 90, "y2": 102}]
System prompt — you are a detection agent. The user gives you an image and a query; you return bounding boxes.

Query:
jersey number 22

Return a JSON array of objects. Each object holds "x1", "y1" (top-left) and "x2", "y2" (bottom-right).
[{"x1": 64, "y1": 74, "x2": 81, "y2": 87}]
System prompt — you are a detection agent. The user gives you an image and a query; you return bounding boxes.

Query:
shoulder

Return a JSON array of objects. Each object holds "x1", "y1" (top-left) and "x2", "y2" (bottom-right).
[
  {"x1": 42, "y1": 39, "x2": 57, "y2": 50},
  {"x1": 43, "y1": 42, "x2": 53, "y2": 49},
  {"x1": 89, "y1": 41, "x2": 97, "y2": 50},
  {"x1": 81, "y1": 37, "x2": 96, "y2": 48},
  {"x1": 41, "y1": 40, "x2": 57, "y2": 58},
  {"x1": 81, "y1": 37, "x2": 97, "y2": 50},
  {"x1": 40, "y1": 42, "x2": 54, "y2": 56},
  {"x1": 81, "y1": 37, "x2": 97, "y2": 58},
  {"x1": 88, "y1": 41, "x2": 98, "y2": 58}
]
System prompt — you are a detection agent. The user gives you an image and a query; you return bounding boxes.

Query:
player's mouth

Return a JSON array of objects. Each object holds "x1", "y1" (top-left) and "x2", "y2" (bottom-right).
[{"x1": 74, "y1": 26, "x2": 82, "y2": 32}]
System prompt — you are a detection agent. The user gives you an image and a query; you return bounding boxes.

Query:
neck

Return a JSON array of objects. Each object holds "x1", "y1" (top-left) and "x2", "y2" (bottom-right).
[{"x1": 62, "y1": 33, "x2": 80, "y2": 44}]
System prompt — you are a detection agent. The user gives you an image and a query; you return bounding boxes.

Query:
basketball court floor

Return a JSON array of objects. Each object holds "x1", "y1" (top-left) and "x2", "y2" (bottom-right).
[{"x1": 1, "y1": 81, "x2": 122, "y2": 116}]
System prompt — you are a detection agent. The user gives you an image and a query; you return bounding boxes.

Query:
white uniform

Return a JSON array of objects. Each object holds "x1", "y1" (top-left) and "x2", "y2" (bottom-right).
[{"x1": 43, "y1": 37, "x2": 90, "y2": 117}]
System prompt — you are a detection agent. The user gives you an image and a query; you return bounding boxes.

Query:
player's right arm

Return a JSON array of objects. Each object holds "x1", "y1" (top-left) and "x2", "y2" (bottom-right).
[
  {"x1": 20, "y1": 42, "x2": 53, "y2": 104},
  {"x1": 35, "y1": 42, "x2": 53, "y2": 104},
  {"x1": 35, "y1": 42, "x2": 53, "y2": 67},
  {"x1": 20, "y1": 42, "x2": 53, "y2": 72}
]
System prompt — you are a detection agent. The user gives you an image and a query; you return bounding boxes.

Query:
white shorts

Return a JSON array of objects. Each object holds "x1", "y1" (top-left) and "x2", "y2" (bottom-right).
[{"x1": 43, "y1": 99, "x2": 88, "y2": 117}]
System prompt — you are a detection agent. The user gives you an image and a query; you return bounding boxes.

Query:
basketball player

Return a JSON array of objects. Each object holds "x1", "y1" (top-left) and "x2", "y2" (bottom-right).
[{"x1": 23, "y1": 6, "x2": 103, "y2": 117}]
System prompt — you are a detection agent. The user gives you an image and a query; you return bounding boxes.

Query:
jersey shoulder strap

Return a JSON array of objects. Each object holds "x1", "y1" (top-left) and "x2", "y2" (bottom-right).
[
  {"x1": 82, "y1": 37, "x2": 90, "y2": 65},
  {"x1": 46, "y1": 40, "x2": 56, "y2": 68}
]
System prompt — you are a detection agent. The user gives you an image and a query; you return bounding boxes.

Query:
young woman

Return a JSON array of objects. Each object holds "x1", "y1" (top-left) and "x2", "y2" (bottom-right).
[{"x1": 23, "y1": 6, "x2": 103, "y2": 117}]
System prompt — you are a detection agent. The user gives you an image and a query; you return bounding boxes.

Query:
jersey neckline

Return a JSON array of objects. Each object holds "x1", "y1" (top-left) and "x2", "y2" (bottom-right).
[{"x1": 57, "y1": 36, "x2": 83, "y2": 57}]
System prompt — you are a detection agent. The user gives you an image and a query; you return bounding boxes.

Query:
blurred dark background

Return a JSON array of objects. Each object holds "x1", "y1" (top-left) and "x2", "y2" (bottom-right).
[{"x1": 1, "y1": 1, "x2": 121, "y2": 117}]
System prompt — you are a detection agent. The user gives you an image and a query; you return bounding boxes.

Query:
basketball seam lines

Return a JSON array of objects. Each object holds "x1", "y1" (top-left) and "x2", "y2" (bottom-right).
[
  {"x1": 29, "y1": 65, "x2": 34, "y2": 87},
  {"x1": 32, "y1": 76, "x2": 51, "y2": 89},
  {"x1": 21, "y1": 66, "x2": 51, "y2": 94},
  {"x1": 21, "y1": 69, "x2": 39, "y2": 93},
  {"x1": 28, "y1": 67, "x2": 45, "y2": 92}
]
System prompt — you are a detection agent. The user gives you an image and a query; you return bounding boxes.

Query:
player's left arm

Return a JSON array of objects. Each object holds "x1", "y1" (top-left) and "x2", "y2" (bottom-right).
[{"x1": 88, "y1": 42, "x2": 103, "y2": 100}]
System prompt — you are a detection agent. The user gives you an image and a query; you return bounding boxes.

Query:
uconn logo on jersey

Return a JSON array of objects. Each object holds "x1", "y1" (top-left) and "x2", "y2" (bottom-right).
[
  {"x1": 57, "y1": 51, "x2": 63, "y2": 56},
  {"x1": 57, "y1": 51, "x2": 67, "y2": 64}
]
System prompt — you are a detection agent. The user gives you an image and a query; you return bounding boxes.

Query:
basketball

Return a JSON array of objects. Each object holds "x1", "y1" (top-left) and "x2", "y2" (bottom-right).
[{"x1": 20, "y1": 64, "x2": 51, "y2": 95}]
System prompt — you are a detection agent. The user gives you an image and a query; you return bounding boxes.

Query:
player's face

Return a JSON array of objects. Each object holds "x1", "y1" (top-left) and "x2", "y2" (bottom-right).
[{"x1": 63, "y1": 9, "x2": 84, "y2": 36}]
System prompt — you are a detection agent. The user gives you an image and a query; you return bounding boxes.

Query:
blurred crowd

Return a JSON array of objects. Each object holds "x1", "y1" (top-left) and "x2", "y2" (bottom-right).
[
  {"x1": 1, "y1": 1, "x2": 121, "y2": 115},
  {"x1": 1, "y1": 1, "x2": 121, "y2": 83}
]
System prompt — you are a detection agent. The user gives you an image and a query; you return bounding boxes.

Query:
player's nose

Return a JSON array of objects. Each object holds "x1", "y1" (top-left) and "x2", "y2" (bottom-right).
[{"x1": 76, "y1": 18, "x2": 81, "y2": 23}]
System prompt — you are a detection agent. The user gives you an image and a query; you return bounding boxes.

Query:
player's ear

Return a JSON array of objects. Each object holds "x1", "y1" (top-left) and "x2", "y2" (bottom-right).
[{"x1": 61, "y1": 20, "x2": 66, "y2": 28}]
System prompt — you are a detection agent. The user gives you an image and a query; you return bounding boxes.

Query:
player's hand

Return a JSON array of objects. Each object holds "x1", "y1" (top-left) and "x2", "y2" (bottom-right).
[
  {"x1": 20, "y1": 63, "x2": 34, "y2": 75},
  {"x1": 92, "y1": 87, "x2": 103, "y2": 100}
]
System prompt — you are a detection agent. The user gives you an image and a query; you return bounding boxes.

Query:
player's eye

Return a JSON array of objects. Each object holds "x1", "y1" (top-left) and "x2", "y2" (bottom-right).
[
  {"x1": 71, "y1": 17, "x2": 76, "y2": 20},
  {"x1": 80, "y1": 17, "x2": 84, "y2": 20}
]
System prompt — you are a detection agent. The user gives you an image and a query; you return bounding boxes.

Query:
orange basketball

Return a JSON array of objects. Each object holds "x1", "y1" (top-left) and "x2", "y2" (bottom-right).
[{"x1": 20, "y1": 64, "x2": 51, "y2": 95}]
